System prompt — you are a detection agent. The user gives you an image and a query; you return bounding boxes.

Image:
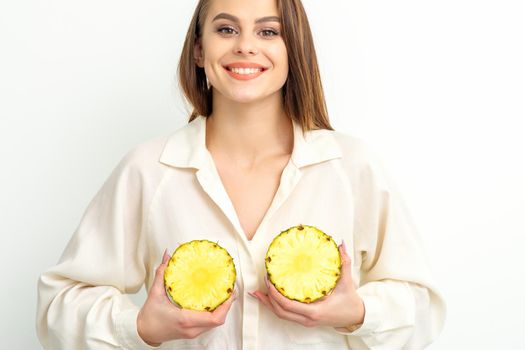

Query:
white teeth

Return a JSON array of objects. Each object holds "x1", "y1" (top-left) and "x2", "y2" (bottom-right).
[{"x1": 229, "y1": 67, "x2": 262, "y2": 75}]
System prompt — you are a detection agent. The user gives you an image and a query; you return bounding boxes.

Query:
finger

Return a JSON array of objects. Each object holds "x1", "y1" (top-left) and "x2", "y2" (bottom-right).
[
  {"x1": 250, "y1": 291, "x2": 276, "y2": 313},
  {"x1": 150, "y1": 249, "x2": 175, "y2": 305},
  {"x1": 255, "y1": 292, "x2": 313, "y2": 326},
  {"x1": 178, "y1": 309, "x2": 222, "y2": 328},
  {"x1": 264, "y1": 275, "x2": 316, "y2": 317},
  {"x1": 337, "y1": 241, "x2": 352, "y2": 283},
  {"x1": 162, "y1": 249, "x2": 171, "y2": 264},
  {"x1": 267, "y1": 293, "x2": 313, "y2": 325},
  {"x1": 181, "y1": 292, "x2": 237, "y2": 328},
  {"x1": 210, "y1": 290, "x2": 237, "y2": 319},
  {"x1": 342, "y1": 239, "x2": 348, "y2": 253},
  {"x1": 178, "y1": 326, "x2": 211, "y2": 339},
  {"x1": 151, "y1": 249, "x2": 172, "y2": 298}
]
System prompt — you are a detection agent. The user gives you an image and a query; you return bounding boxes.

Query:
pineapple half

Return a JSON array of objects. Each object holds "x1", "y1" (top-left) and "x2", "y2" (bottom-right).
[
  {"x1": 265, "y1": 224, "x2": 341, "y2": 303},
  {"x1": 164, "y1": 240, "x2": 236, "y2": 312}
]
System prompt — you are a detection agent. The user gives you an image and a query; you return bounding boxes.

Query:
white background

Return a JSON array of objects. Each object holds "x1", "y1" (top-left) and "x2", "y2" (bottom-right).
[{"x1": 1, "y1": 0, "x2": 524, "y2": 348}]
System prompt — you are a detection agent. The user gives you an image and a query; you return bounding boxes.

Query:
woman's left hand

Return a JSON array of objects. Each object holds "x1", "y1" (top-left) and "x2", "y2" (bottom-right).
[{"x1": 250, "y1": 240, "x2": 365, "y2": 330}]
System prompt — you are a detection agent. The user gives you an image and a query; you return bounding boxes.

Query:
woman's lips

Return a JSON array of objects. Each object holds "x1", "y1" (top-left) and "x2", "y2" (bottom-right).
[{"x1": 223, "y1": 66, "x2": 266, "y2": 81}]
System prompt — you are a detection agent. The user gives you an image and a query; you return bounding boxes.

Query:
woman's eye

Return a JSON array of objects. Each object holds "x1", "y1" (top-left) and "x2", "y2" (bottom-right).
[
  {"x1": 217, "y1": 27, "x2": 236, "y2": 35},
  {"x1": 260, "y1": 29, "x2": 279, "y2": 37},
  {"x1": 216, "y1": 26, "x2": 279, "y2": 37}
]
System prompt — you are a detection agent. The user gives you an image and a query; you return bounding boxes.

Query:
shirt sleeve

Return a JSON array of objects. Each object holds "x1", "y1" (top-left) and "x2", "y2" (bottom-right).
[
  {"x1": 335, "y1": 141, "x2": 446, "y2": 349},
  {"x1": 36, "y1": 150, "x2": 163, "y2": 350}
]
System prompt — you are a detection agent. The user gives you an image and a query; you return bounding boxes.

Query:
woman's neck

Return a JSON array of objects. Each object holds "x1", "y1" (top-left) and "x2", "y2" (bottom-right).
[{"x1": 205, "y1": 91, "x2": 293, "y2": 168}]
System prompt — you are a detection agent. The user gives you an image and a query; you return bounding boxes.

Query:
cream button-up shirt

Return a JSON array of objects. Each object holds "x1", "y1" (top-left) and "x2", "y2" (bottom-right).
[{"x1": 37, "y1": 115, "x2": 446, "y2": 349}]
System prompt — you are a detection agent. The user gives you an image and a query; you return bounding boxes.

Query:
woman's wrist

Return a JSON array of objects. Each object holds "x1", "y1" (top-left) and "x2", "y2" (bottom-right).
[
  {"x1": 333, "y1": 294, "x2": 365, "y2": 332},
  {"x1": 137, "y1": 309, "x2": 162, "y2": 347},
  {"x1": 344, "y1": 295, "x2": 365, "y2": 331}
]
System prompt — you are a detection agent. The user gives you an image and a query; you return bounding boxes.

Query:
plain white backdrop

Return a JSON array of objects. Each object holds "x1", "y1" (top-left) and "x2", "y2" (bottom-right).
[{"x1": 1, "y1": 0, "x2": 524, "y2": 348}]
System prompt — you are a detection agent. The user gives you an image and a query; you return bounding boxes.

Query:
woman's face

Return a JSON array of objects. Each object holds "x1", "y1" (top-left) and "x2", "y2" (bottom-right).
[{"x1": 194, "y1": 0, "x2": 288, "y2": 104}]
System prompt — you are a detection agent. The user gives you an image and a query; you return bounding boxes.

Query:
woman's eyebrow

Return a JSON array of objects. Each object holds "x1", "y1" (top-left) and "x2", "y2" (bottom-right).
[{"x1": 212, "y1": 12, "x2": 281, "y2": 24}]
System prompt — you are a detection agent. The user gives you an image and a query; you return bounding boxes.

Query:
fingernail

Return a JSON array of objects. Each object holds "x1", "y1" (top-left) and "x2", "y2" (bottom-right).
[
  {"x1": 342, "y1": 240, "x2": 348, "y2": 253},
  {"x1": 162, "y1": 249, "x2": 170, "y2": 264},
  {"x1": 248, "y1": 292, "x2": 258, "y2": 299}
]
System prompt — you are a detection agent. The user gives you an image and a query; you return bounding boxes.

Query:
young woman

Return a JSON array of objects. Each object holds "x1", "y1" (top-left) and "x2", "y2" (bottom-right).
[{"x1": 36, "y1": 0, "x2": 446, "y2": 349}]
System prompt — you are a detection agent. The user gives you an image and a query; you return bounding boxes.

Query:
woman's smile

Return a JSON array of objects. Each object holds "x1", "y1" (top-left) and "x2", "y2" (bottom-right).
[{"x1": 223, "y1": 62, "x2": 268, "y2": 81}]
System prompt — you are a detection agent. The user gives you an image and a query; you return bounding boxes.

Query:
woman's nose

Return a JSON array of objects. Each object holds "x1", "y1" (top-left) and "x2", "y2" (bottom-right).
[{"x1": 234, "y1": 33, "x2": 259, "y2": 55}]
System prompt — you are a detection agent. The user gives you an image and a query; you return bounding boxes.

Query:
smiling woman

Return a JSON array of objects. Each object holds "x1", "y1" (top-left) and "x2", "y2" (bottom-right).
[
  {"x1": 178, "y1": 0, "x2": 331, "y2": 131},
  {"x1": 36, "y1": 0, "x2": 446, "y2": 349}
]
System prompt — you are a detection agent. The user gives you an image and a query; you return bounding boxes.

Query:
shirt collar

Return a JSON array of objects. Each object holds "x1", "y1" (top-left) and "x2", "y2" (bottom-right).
[{"x1": 159, "y1": 115, "x2": 342, "y2": 170}]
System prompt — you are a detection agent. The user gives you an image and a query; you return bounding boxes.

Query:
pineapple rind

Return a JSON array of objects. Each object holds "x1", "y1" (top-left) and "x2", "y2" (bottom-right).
[
  {"x1": 164, "y1": 240, "x2": 236, "y2": 312},
  {"x1": 265, "y1": 225, "x2": 342, "y2": 303}
]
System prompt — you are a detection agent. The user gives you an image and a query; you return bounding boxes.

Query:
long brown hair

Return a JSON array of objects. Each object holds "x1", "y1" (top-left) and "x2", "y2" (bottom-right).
[{"x1": 178, "y1": 0, "x2": 333, "y2": 132}]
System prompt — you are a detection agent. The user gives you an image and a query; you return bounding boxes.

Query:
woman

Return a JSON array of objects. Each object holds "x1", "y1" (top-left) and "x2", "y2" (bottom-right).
[{"x1": 36, "y1": 0, "x2": 446, "y2": 349}]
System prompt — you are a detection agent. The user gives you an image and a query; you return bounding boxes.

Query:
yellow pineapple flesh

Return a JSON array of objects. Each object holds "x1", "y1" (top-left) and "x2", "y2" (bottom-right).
[
  {"x1": 164, "y1": 240, "x2": 236, "y2": 311},
  {"x1": 265, "y1": 225, "x2": 341, "y2": 303}
]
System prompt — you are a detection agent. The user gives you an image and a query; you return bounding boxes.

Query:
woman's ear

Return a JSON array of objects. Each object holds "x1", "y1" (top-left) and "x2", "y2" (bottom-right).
[{"x1": 194, "y1": 39, "x2": 204, "y2": 68}]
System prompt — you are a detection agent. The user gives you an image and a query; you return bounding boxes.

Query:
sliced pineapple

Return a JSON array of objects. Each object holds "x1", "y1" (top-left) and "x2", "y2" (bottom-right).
[
  {"x1": 164, "y1": 240, "x2": 236, "y2": 312},
  {"x1": 265, "y1": 224, "x2": 341, "y2": 303}
]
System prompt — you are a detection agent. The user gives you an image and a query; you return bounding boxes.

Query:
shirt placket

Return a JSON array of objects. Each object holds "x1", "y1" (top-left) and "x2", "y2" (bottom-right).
[{"x1": 195, "y1": 154, "x2": 304, "y2": 350}]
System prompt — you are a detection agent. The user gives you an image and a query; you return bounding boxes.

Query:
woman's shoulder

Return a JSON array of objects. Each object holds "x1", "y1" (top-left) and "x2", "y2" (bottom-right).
[
  {"x1": 88, "y1": 133, "x2": 174, "y2": 202},
  {"x1": 323, "y1": 129, "x2": 385, "y2": 168},
  {"x1": 119, "y1": 133, "x2": 172, "y2": 169},
  {"x1": 326, "y1": 129, "x2": 394, "y2": 190},
  {"x1": 106, "y1": 132, "x2": 175, "y2": 185}
]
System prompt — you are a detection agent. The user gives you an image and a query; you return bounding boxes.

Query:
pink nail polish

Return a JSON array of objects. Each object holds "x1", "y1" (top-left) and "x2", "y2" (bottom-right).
[{"x1": 162, "y1": 249, "x2": 170, "y2": 264}]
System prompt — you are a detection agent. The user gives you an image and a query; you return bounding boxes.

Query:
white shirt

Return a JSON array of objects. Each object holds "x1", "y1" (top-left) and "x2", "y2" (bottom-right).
[{"x1": 36, "y1": 115, "x2": 446, "y2": 349}]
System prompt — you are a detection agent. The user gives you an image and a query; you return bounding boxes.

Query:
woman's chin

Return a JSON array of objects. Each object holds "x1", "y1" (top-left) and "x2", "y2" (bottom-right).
[
  {"x1": 224, "y1": 90, "x2": 279, "y2": 105},
  {"x1": 211, "y1": 85, "x2": 281, "y2": 105},
  {"x1": 227, "y1": 94, "x2": 265, "y2": 104}
]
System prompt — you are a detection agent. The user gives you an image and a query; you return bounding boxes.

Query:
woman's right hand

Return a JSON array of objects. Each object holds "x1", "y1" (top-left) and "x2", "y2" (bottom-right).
[{"x1": 137, "y1": 250, "x2": 237, "y2": 347}]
